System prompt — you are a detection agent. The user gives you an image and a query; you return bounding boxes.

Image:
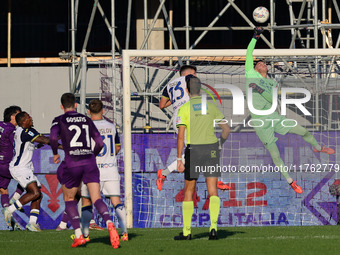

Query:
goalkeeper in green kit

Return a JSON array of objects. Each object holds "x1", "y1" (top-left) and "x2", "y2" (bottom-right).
[{"x1": 245, "y1": 27, "x2": 335, "y2": 194}]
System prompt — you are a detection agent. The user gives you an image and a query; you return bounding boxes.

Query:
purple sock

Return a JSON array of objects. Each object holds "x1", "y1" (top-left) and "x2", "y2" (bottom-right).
[
  {"x1": 1, "y1": 194, "x2": 9, "y2": 208},
  {"x1": 16, "y1": 184, "x2": 24, "y2": 195},
  {"x1": 65, "y1": 200, "x2": 81, "y2": 230},
  {"x1": 94, "y1": 199, "x2": 111, "y2": 223},
  {"x1": 61, "y1": 211, "x2": 69, "y2": 223}
]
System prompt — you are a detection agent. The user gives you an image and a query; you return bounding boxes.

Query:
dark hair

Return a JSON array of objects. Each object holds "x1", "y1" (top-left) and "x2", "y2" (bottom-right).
[
  {"x1": 89, "y1": 99, "x2": 103, "y2": 114},
  {"x1": 254, "y1": 59, "x2": 266, "y2": 66},
  {"x1": 61, "y1": 93, "x2": 76, "y2": 109},
  {"x1": 179, "y1": 65, "x2": 197, "y2": 76},
  {"x1": 15, "y1": 111, "x2": 27, "y2": 127},
  {"x1": 3, "y1": 105, "x2": 22, "y2": 122},
  {"x1": 185, "y1": 75, "x2": 201, "y2": 95}
]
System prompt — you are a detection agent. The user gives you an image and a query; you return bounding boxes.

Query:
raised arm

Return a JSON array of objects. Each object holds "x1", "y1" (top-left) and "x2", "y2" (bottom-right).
[{"x1": 245, "y1": 27, "x2": 263, "y2": 72}]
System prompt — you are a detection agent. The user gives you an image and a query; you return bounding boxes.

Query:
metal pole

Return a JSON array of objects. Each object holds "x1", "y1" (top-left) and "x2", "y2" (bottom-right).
[
  {"x1": 185, "y1": 0, "x2": 190, "y2": 50},
  {"x1": 122, "y1": 50, "x2": 133, "y2": 228},
  {"x1": 169, "y1": 0, "x2": 173, "y2": 65},
  {"x1": 322, "y1": 0, "x2": 326, "y2": 49},
  {"x1": 144, "y1": 0, "x2": 148, "y2": 50},
  {"x1": 270, "y1": 0, "x2": 275, "y2": 46},
  {"x1": 111, "y1": 0, "x2": 116, "y2": 122},
  {"x1": 143, "y1": 0, "x2": 150, "y2": 129},
  {"x1": 190, "y1": 2, "x2": 233, "y2": 50},
  {"x1": 81, "y1": 0, "x2": 99, "y2": 51},
  {"x1": 70, "y1": 0, "x2": 76, "y2": 91},
  {"x1": 7, "y1": 0, "x2": 11, "y2": 67},
  {"x1": 125, "y1": 0, "x2": 132, "y2": 49},
  {"x1": 185, "y1": 0, "x2": 190, "y2": 65},
  {"x1": 97, "y1": 1, "x2": 121, "y2": 53},
  {"x1": 314, "y1": 0, "x2": 319, "y2": 49},
  {"x1": 80, "y1": 50, "x2": 87, "y2": 114}
]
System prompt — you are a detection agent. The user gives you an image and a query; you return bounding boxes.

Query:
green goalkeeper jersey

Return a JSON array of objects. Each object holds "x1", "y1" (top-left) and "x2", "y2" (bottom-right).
[{"x1": 245, "y1": 38, "x2": 277, "y2": 118}]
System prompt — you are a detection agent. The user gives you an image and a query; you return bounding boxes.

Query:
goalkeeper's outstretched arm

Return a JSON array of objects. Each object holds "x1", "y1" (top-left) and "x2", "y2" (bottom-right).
[{"x1": 245, "y1": 27, "x2": 264, "y2": 72}]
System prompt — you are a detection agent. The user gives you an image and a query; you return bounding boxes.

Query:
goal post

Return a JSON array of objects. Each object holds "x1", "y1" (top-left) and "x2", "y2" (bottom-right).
[{"x1": 122, "y1": 48, "x2": 340, "y2": 228}]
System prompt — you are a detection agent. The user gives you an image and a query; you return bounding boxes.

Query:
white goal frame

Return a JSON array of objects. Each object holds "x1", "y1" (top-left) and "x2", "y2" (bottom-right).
[{"x1": 122, "y1": 48, "x2": 340, "y2": 228}]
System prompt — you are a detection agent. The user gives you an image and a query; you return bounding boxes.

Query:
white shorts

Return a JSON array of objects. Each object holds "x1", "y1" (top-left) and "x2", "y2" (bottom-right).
[
  {"x1": 81, "y1": 180, "x2": 121, "y2": 198},
  {"x1": 9, "y1": 165, "x2": 41, "y2": 189}
]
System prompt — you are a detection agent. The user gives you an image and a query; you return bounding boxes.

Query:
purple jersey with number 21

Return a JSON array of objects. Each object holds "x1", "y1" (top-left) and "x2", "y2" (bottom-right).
[{"x1": 50, "y1": 111, "x2": 104, "y2": 169}]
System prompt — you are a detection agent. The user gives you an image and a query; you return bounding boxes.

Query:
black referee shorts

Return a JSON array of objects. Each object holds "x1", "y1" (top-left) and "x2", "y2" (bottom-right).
[{"x1": 184, "y1": 142, "x2": 220, "y2": 181}]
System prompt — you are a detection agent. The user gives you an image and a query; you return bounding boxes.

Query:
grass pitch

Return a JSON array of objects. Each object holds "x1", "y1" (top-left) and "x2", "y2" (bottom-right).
[{"x1": 1, "y1": 226, "x2": 340, "y2": 255}]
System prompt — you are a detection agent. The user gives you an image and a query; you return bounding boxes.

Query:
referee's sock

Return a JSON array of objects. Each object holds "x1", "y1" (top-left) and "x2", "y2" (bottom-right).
[
  {"x1": 182, "y1": 201, "x2": 194, "y2": 236},
  {"x1": 209, "y1": 196, "x2": 220, "y2": 232}
]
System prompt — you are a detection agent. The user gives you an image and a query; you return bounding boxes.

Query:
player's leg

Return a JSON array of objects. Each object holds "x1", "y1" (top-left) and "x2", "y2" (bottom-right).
[
  {"x1": 255, "y1": 124, "x2": 302, "y2": 193},
  {"x1": 0, "y1": 186, "x2": 10, "y2": 208},
  {"x1": 56, "y1": 161, "x2": 71, "y2": 231},
  {"x1": 84, "y1": 162, "x2": 119, "y2": 249},
  {"x1": 80, "y1": 183, "x2": 92, "y2": 241},
  {"x1": 26, "y1": 184, "x2": 43, "y2": 231},
  {"x1": 56, "y1": 211, "x2": 69, "y2": 231},
  {"x1": 0, "y1": 181, "x2": 17, "y2": 230},
  {"x1": 104, "y1": 180, "x2": 128, "y2": 240},
  {"x1": 111, "y1": 197, "x2": 128, "y2": 240},
  {"x1": 0, "y1": 166, "x2": 11, "y2": 208},
  {"x1": 10, "y1": 184, "x2": 24, "y2": 204},
  {"x1": 266, "y1": 142, "x2": 302, "y2": 193},
  {"x1": 63, "y1": 185, "x2": 86, "y2": 247},
  {"x1": 175, "y1": 146, "x2": 195, "y2": 240},
  {"x1": 7, "y1": 180, "x2": 41, "y2": 214},
  {"x1": 62, "y1": 166, "x2": 87, "y2": 247},
  {"x1": 179, "y1": 179, "x2": 196, "y2": 239},
  {"x1": 157, "y1": 154, "x2": 185, "y2": 191},
  {"x1": 86, "y1": 182, "x2": 120, "y2": 249},
  {"x1": 288, "y1": 124, "x2": 334, "y2": 154},
  {"x1": 157, "y1": 126, "x2": 186, "y2": 191},
  {"x1": 57, "y1": 189, "x2": 81, "y2": 231},
  {"x1": 206, "y1": 177, "x2": 219, "y2": 240}
]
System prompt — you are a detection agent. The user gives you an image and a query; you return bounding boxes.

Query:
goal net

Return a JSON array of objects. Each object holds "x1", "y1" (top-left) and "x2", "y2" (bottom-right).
[{"x1": 101, "y1": 48, "x2": 340, "y2": 228}]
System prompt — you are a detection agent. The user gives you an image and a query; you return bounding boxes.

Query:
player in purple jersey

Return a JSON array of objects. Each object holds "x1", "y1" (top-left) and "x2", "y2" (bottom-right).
[
  {"x1": 49, "y1": 93, "x2": 120, "y2": 249},
  {"x1": 80, "y1": 99, "x2": 128, "y2": 241},
  {"x1": 0, "y1": 105, "x2": 24, "y2": 230},
  {"x1": 5, "y1": 112, "x2": 52, "y2": 232}
]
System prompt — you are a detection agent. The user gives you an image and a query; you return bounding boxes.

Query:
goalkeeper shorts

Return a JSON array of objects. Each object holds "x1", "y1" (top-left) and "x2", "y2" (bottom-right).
[{"x1": 252, "y1": 112, "x2": 296, "y2": 148}]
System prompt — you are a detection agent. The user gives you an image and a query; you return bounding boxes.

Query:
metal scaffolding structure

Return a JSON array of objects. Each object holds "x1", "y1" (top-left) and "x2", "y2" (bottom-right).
[{"x1": 67, "y1": 0, "x2": 340, "y2": 127}]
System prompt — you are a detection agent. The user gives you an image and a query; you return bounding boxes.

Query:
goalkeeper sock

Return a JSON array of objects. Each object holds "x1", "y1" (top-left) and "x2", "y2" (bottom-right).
[
  {"x1": 209, "y1": 196, "x2": 220, "y2": 232},
  {"x1": 289, "y1": 124, "x2": 321, "y2": 151},
  {"x1": 267, "y1": 143, "x2": 293, "y2": 184},
  {"x1": 182, "y1": 201, "x2": 194, "y2": 236},
  {"x1": 81, "y1": 205, "x2": 92, "y2": 238}
]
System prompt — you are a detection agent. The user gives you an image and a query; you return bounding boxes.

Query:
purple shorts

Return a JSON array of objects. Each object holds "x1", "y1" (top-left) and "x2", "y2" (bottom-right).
[
  {"x1": 57, "y1": 161, "x2": 67, "y2": 185},
  {"x1": 0, "y1": 164, "x2": 11, "y2": 189},
  {"x1": 62, "y1": 161, "x2": 100, "y2": 189}
]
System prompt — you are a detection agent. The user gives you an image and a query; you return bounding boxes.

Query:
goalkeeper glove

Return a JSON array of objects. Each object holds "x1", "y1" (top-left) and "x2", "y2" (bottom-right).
[{"x1": 253, "y1": 27, "x2": 264, "y2": 40}]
